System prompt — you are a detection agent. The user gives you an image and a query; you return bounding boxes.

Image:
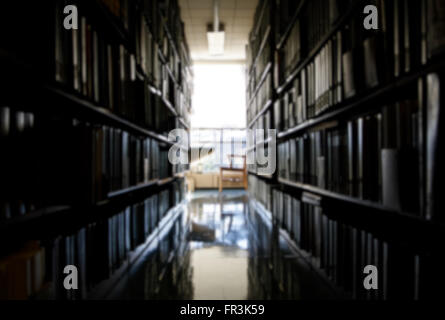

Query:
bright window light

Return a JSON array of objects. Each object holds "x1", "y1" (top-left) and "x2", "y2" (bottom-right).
[{"x1": 191, "y1": 63, "x2": 246, "y2": 129}]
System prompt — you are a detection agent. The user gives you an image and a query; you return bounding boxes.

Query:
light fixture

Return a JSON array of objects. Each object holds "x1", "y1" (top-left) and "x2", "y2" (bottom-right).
[
  {"x1": 207, "y1": 31, "x2": 225, "y2": 56},
  {"x1": 207, "y1": 0, "x2": 224, "y2": 56}
]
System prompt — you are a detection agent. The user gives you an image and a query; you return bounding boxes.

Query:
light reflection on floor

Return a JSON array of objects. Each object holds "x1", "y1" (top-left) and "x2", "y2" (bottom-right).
[
  {"x1": 108, "y1": 190, "x2": 337, "y2": 300},
  {"x1": 188, "y1": 191, "x2": 250, "y2": 300}
]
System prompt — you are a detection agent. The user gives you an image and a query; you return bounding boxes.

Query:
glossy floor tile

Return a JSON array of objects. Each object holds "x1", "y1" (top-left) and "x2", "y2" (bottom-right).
[{"x1": 108, "y1": 190, "x2": 337, "y2": 300}]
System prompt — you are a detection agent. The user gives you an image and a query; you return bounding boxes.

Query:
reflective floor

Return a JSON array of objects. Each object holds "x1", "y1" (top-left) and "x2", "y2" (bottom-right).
[{"x1": 108, "y1": 190, "x2": 337, "y2": 300}]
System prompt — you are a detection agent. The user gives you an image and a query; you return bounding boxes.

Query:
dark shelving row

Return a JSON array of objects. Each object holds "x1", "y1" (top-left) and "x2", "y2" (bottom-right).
[
  {"x1": 246, "y1": 0, "x2": 445, "y2": 300},
  {"x1": 0, "y1": 0, "x2": 192, "y2": 300}
]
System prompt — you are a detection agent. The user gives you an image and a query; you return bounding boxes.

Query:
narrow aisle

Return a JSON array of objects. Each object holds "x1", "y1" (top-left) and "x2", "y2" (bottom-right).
[{"x1": 108, "y1": 191, "x2": 337, "y2": 300}]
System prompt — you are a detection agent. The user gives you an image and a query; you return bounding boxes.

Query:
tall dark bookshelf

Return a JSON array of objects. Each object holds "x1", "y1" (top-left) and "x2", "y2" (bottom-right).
[
  {"x1": 0, "y1": 0, "x2": 192, "y2": 300},
  {"x1": 246, "y1": 0, "x2": 445, "y2": 300}
]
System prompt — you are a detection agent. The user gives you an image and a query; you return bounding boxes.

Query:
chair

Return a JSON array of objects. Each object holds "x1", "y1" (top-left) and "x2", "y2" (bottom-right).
[{"x1": 219, "y1": 155, "x2": 248, "y2": 192}]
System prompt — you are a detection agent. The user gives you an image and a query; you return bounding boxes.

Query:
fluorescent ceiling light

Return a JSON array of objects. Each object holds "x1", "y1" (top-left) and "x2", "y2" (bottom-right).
[{"x1": 207, "y1": 31, "x2": 225, "y2": 56}]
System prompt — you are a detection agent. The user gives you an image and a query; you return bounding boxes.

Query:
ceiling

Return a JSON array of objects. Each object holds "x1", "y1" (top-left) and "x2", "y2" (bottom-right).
[{"x1": 178, "y1": 0, "x2": 258, "y2": 62}]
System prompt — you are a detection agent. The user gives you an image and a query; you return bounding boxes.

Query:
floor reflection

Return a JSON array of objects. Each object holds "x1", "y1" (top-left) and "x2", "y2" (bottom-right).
[
  {"x1": 108, "y1": 190, "x2": 336, "y2": 300},
  {"x1": 188, "y1": 191, "x2": 250, "y2": 300}
]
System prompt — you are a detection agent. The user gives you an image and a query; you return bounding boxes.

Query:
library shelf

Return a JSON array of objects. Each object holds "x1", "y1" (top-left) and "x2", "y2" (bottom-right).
[
  {"x1": 135, "y1": 64, "x2": 183, "y2": 120},
  {"x1": 248, "y1": 99, "x2": 273, "y2": 129},
  {"x1": 0, "y1": 175, "x2": 183, "y2": 242},
  {"x1": 0, "y1": 49, "x2": 177, "y2": 147},
  {"x1": 245, "y1": 0, "x2": 445, "y2": 299},
  {"x1": 276, "y1": 3, "x2": 358, "y2": 96},
  {"x1": 0, "y1": 1, "x2": 192, "y2": 300},
  {"x1": 275, "y1": 0, "x2": 308, "y2": 51},
  {"x1": 45, "y1": 85, "x2": 175, "y2": 146},
  {"x1": 248, "y1": 62, "x2": 273, "y2": 106},
  {"x1": 278, "y1": 178, "x2": 445, "y2": 251},
  {"x1": 277, "y1": 224, "x2": 348, "y2": 298},
  {"x1": 248, "y1": 196, "x2": 347, "y2": 298},
  {"x1": 279, "y1": 177, "x2": 398, "y2": 213},
  {"x1": 277, "y1": 60, "x2": 445, "y2": 141},
  {"x1": 248, "y1": 25, "x2": 272, "y2": 77},
  {"x1": 88, "y1": 200, "x2": 187, "y2": 299},
  {"x1": 107, "y1": 180, "x2": 160, "y2": 199}
]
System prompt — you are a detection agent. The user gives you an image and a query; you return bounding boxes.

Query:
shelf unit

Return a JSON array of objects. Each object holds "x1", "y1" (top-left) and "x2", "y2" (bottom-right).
[
  {"x1": 0, "y1": 0, "x2": 192, "y2": 300},
  {"x1": 275, "y1": 2, "x2": 358, "y2": 95},
  {"x1": 247, "y1": 196, "x2": 347, "y2": 299},
  {"x1": 87, "y1": 200, "x2": 187, "y2": 300},
  {"x1": 277, "y1": 59, "x2": 445, "y2": 141},
  {"x1": 0, "y1": 175, "x2": 182, "y2": 242},
  {"x1": 246, "y1": 0, "x2": 445, "y2": 300}
]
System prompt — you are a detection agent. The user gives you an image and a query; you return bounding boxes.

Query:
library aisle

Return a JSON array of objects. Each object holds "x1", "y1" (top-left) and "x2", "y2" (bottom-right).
[
  {"x1": 2, "y1": 0, "x2": 445, "y2": 302},
  {"x1": 107, "y1": 191, "x2": 336, "y2": 300}
]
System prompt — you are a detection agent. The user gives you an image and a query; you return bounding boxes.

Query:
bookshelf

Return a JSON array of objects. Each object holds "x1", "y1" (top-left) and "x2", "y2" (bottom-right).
[
  {"x1": 247, "y1": 196, "x2": 346, "y2": 299},
  {"x1": 87, "y1": 199, "x2": 188, "y2": 300},
  {"x1": 246, "y1": 0, "x2": 445, "y2": 300},
  {"x1": 0, "y1": 0, "x2": 192, "y2": 300}
]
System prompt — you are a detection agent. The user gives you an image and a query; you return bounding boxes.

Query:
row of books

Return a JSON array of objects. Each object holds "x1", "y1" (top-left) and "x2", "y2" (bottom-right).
[
  {"x1": 246, "y1": 0, "x2": 445, "y2": 300},
  {"x1": 273, "y1": 76, "x2": 307, "y2": 131},
  {"x1": 274, "y1": 0, "x2": 302, "y2": 47},
  {"x1": 247, "y1": 39, "x2": 272, "y2": 102},
  {"x1": 268, "y1": 0, "x2": 445, "y2": 135},
  {"x1": 3, "y1": 183, "x2": 184, "y2": 301},
  {"x1": 304, "y1": 0, "x2": 351, "y2": 57},
  {"x1": 142, "y1": 214, "x2": 193, "y2": 300},
  {"x1": 66, "y1": 123, "x2": 172, "y2": 204},
  {"x1": 248, "y1": 182, "x2": 445, "y2": 300},
  {"x1": 102, "y1": 0, "x2": 193, "y2": 116},
  {"x1": 251, "y1": 109, "x2": 273, "y2": 136},
  {"x1": 274, "y1": 0, "x2": 350, "y2": 88},
  {"x1": 247, "y1": 73, "x2": 273, "y2": 125},
  {"x1": 247, "y1": 195, "x2": 325, "y2": 300},
  {"x1": 277, "y1": 95, "x2": 421, "y2": 215},
  {"x1": 0, "y1": 0, "x2": 191, "y2": 135},
  {"x1": 281, "y1": 18, "x2": 301, "y2": 80},
  {"x1": 133, "y1": 0, "x2": 194, "y2": 130},
  {"x1": 247, "y1": 230, "x2": 275, "y2": 300},
  {"x1": 0, "y1": 107, "x2": 178, "y2": 220},
  {"x1": 269, "y1": 188, "x2": 430, "y2": 300},
  {"x1": 146, "y1": 0, "x2": 193, "y2": 101},
  {"x1": 248, "y1": 175, "x2": 273, "y2": 213},
  {"x1": 138, "y1": 0, "x2": 193, "y2": 125},
  {"x1": 246, "y1": 0, "x2": 272, "y2": 124},
  {"x1": 247, "y1": 0, "x2": 272, "y2": 75},
  {"x1": 248, "y1": 243, "x2": 312, "y2": 300},
  {"x1": 246, "y1": 194, "x2": 274, "y2": 300},
  {"x1": 137, "y1": 6, "x2": 161, "y2": 87}
]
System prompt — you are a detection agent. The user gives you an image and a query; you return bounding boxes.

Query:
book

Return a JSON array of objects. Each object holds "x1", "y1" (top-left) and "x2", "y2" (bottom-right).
[
  {"x1": 427, "y1": 0, "x2": 445, "y2": 58},
  {"x1": 381, "y1": 149, "x2": 401, "y2": 210},
  {"x1": 426, "y1": 73, "x2": 445, "y2": 222}
]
